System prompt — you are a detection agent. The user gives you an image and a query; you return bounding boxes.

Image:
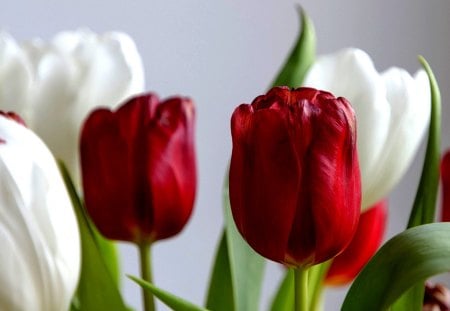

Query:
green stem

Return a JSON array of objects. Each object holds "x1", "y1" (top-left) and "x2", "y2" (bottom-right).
[
  {"x1": 309, "y1": 261, "x2": 331, "y2": 311},
  {"x1": 294, "y1": 267, "x2": 309, "y2": 311},
  {"x1": 138, "y1": 243, "x2": 155, "y2": 311}
]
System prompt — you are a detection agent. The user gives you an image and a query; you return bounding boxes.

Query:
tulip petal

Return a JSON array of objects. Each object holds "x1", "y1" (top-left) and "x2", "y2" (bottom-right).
[
  {"x1": 81, "y1": 107, "x2": 144, "y2": 242},
  {"x1": 368, "y1": 69, "x2": 430, "y2": 204},
  {"x1": 1, "y1": 30, "x2": 145, "y2": 184},
  {"x1": 230, "y1": 103, "x2": 301, "y2": 263},
  {"x1": 81, "y1": 94, "x2": 196, "y2": 244},
  {"x1": 148, "y1": 98, "x2": 197, "y2": 240},
  {"x1": 0, "y1": 116, "x2": 80, "y2": 311},
  {"x1": 304, "y1": 48, "x2": 430, "y2": 209},
  {"x1": 0, "y1": 32, "x2": 32, "y2": 117},
  {"x1": 286, "y1": 96, "x2": 360, "y2": 265},
  {"x1": 326, "y1": 200, "x2": 387, "y2": 285}
]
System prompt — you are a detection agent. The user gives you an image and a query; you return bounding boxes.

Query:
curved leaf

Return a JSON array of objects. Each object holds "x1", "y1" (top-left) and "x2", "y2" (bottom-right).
[
  {"x1": 205, "y1": 231, "x2": 235, "y2": 311},
  {"x1": 407, "y1": 56, "x2": 441, "y2": 228},
  {"x1": 342, "y1": 223, "x2": 450, "y2": 311},
  {"x1": 223, "y1": 176, "x2": 265, "y2": 311},
  {"x1": 129, "y1": 276, "x2": 208, "y2": 311},
  {"x1": 393, "y1": 56, "x2": 442, "y2": 311},
  {"x1": 271, "y1": 7, "x2": 316, "y2": 88},
  {"x1": 59, "y1": 162, "x2": 127, "y2": 311},
  {"x1": 270, "y1": 270, "x2": 294, "y2": 311}
]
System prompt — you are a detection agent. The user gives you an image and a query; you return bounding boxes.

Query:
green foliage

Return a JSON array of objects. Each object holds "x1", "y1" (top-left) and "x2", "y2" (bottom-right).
[
  {"x1": 392, "y1": 56, "x2": 442, "y2": 310},
  {"x1": 205, "y1": 232, "x2": 235, "y2": 311},
  {"x1": 342, "y1": 223, "x2": 450, "y2": 311},
  {"x1": 407, "y1": 56, "x2": 442, "y2": 228},
  {"x1": 59, "y1": 162, "x2": 128, "y2": 311},
  {"x1": 129, "y1": 276, "x2": 209, "y2": 311},
  {"x1": 271, "y1": 7, "x2": 316, "y2": 88}
]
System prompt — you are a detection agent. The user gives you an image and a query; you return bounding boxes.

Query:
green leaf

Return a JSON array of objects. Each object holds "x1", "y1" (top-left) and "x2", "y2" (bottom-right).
[
  {"x1": 128, "y1": 275, "x2": 209, "y2": 311},
  {"x1": 407, "y1": 56, "x2": 441, "y2": 228},
  {"x1": 393, "y1": 56, "x2": 442, "y2": 311},
  {"x1": 390, "y1": 286, "x2": 424, "y2": 311},
  {"x1": 205, "y1": 231, "x2": 235, "y2": 311},
  {"x1": 270, "y1": 270, "x2": 294, "y2": 311},
  {"x1": 342, "y1": 223, "x2": 450, "y2": 311},
  {"x1": 92, "y1": 228, "x2": 121, "y2": 286},
  {"x1": 59, "y1": 162, "x2": 128, "y2": 311},
  {"x1": 223, "y1": 175, "x2": 266, "y2": 311},
  {"x1": 271, "y1": 7, "x2": 316, "y2": 88}
]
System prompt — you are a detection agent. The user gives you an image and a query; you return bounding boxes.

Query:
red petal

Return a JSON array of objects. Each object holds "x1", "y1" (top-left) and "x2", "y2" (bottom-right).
[
  {"x1": 230, "y1": 103, "x2": 300, "y2": 263},
  {"x1": 325, "y1": 200, "x2": 387, "y2": 285},
  {"x1": 147, "y1": 97, "x2": 197, "y2": 240}
]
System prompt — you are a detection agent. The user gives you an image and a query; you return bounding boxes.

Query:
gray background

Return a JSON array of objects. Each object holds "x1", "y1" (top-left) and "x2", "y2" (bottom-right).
[{"x1": 2, "y1": 0, "x2": 449, "y2": 310}]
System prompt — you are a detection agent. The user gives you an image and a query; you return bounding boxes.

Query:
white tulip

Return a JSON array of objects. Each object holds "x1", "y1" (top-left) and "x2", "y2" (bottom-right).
[
  {"x1": 303, "y1": 48, "x2": 431, "y2": 209},
  {"x1": 0, "y1": 113, "x2": 80, "y2": 311},
  {"x1": 0, "y1": 29, "x2": 145, "y2": 182}
]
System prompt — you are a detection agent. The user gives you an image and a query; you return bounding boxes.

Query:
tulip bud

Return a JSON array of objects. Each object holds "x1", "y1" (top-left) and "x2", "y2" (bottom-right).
[
  {"x1": 424, "y1": 282, "x2": 450, "y2": 311},
  {"x1": 441, "y1": 150, "x2": 450, "y2": 222},
  {"x1": 80, "y1": 93, "x2": 196, "y2": 244},
  {"x1": 0, "y1": 30, "x2": 145, "y2": 183},
  {"x1": 303, "y1": 48, "x2": 431, "y2": 210},
  {"x1": 0, "y1": 112, "x2": 80, "y2": 311},
  {"x1": 229, "y1": 86, "x2": 361, "y2": 267},
  {"x1": 325, "y1": 200, "x2": 387, "y2": 285}
]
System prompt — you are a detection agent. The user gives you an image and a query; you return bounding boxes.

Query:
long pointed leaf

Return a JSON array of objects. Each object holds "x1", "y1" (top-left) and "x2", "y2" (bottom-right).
[
  {"x1": 129, "y1": 276, "x2": 208, "y2": 311},
  {"x1": 342, "y1": 223, "x2": 450, "y2": 311},
  {"x1": 392, "y1": 56, "x2": 442, "y2": 311},
  {"x1": 223, "y1": 176, "x2": 265, "y2": 311},
  {"x1": 271, "y1": 7, "x2": 316, "y2": 88},
  {"x1": 205, "y1": 231, "x2": 235, "y2": 311},
  {"x1": 59, "y1": 162, "x2": 127, "y2": 311},
  {"x1": 407, "y1": 56, "x2": 441, "y2": 228},
  {"x1": 270, "y1": 270, "x2": 294, "y2": 311}
]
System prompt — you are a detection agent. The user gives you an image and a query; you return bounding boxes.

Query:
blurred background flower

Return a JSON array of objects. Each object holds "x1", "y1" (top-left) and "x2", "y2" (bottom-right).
[{"x1": 0, "y1": 29, "x2": 144, "y2": 182}]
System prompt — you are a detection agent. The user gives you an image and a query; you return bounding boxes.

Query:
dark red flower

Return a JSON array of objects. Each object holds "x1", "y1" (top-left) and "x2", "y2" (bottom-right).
[
  {"x1": 441, "y1": 150, "x2": 450, "y2": 222},
  {"x1": 229, "y1": 86, "x2": 361, "y2": 267},
  {"x1": 80, "y1": 93, "x2": 196, "y2": 244},
  {"x1": 325, "y1": 200, "x2": 387, "y2": 285}
]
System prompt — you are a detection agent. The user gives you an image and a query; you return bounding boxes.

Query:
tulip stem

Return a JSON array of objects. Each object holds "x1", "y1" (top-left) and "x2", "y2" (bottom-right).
[
  {"x1": 294, "y1": 267, "x2": 309, "y2": 311},
  {"x1": 139, "y1": 243, "x2": 155, "y2": 311}
]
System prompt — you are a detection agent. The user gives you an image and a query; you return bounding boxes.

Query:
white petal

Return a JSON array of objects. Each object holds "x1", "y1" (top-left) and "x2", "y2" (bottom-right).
[
  {"x1": 3, "y1": 29, "x2": 145, "y2": 183},
  {"x1": 365, "y1": 68, "x2": 431, "y2": 205},
  {"x1": 0, "y1": 116, "x2": 80, "y2": 311},
  {"x1": 303, "y1": 48, "x2": 392, "y2": 208},
  {"x1": 0, "y1": 32, "x2": 32, "y2": 118}
]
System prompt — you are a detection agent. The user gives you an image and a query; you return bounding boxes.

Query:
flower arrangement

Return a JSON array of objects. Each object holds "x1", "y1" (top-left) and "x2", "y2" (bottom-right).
[{"x1": 0, "y1": 7, "x2": 448, "y2": 311}]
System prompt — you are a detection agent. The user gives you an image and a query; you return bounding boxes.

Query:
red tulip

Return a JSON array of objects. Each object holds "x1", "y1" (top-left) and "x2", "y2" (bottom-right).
[
  {"x1": 441, "y1": 150, "x2": 450, "y2": 222},
  {"x1": 325, "y1": 200, "x2": 387, "y2": 286},
  {"x1": 229, "y1": 86, "x2": 361, "y2": 267},
  {"x1": 80, "y1": 93, "x2": 196, "y2": 244}
]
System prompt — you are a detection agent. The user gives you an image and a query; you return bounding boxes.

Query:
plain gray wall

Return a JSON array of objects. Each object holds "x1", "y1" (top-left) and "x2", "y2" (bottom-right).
[{"x1": 2, "y1": 1, "x2": 449, "y2": 310}]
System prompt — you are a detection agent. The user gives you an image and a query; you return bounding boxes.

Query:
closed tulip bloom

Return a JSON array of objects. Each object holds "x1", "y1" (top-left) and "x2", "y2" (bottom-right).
[
  {"x1": 80, "y1": 93, "x2": 196, "y2": 243},
  {"x1": 441, "y1": 150, "x2": 450, "y2": 221},
  {"x1": 303, "y1": 48, "x2": 430, "y2": 209},
  {"x1": 0, "y1": 112, "x2": 80, "y2": 311},
  {"x1": 0, "y1": 30, "x2": 144, "y2": 182},
  {"x1": 325, "y1": 200, "x2": 387, "y2": 286},
  {"x1": 229, "y1": 87, "x2": 361, "y2": 267}
]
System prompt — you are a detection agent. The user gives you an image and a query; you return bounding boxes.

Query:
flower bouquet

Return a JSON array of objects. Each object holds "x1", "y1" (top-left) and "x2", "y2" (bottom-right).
[{"x1": 0, "y1": 7, "x2": 447, "y2": 311}]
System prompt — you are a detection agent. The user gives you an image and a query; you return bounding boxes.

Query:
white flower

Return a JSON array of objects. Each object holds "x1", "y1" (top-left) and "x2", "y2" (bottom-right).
[
  {"x1": 0, "y1": 113, "x2": 80, "y2": 311},
  {"x1": 0, "y1": 29, "x2": 145, "y2": 182},
  {"x1": 303, "y1": 48, "x2": 430, "y2": 209}
]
